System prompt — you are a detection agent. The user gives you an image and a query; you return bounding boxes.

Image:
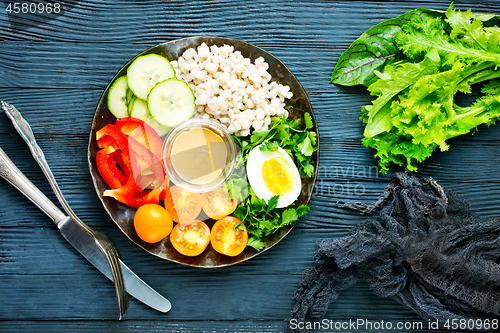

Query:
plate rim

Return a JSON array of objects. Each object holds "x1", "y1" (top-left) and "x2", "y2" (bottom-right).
[{"x1": 87, "y1": 36, "x2": 319, "y2": 268}]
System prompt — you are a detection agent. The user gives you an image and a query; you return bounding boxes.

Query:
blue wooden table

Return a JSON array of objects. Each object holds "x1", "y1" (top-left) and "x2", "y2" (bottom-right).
[{"x1": 1, "y1": 1, "x2": 500, "y2": 332}]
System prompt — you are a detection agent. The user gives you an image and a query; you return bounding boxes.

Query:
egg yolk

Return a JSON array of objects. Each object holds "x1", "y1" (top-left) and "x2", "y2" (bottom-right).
[{"x1": 262, "y1": 157, "x2": 297, "y2": 196}]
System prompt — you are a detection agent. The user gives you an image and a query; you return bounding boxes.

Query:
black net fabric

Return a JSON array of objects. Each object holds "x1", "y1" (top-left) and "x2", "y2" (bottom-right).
[{"x1": 288, "y1": 172, "x2": 500, "y2": 332}]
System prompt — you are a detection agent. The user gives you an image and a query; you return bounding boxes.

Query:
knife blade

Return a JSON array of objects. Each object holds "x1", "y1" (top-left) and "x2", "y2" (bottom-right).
[{"x1": 58, "y1": 214, "x2": 172, "y2": 313}]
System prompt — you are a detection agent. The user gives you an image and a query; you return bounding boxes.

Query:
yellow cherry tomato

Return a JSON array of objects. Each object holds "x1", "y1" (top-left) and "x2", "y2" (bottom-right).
[
  {"x1": 201, "y1": 185, "x2": 237, "y2": 220},
  {"x1": 134, "y1": 204, "x2": 173, "y2": 243},
  {"x1": 170, "y1": 221, "x2": 211, "y2": 256},
  {"x1": 211, "y1": 216, "x2": 248, "y2": 257}
]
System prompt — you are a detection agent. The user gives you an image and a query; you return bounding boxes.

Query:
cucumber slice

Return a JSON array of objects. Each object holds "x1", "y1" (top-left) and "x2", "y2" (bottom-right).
[
  {"x1": 129, "y1": 98, "x2": 171, "y2": 137},
  {"x1": 126, "y1": 89, "x2": 135, "y2": 106},
  {"x1": 127, "y1": 95, "x2": 137, "y2": 116},
  {"x1": 147, "y1": 78, "x2": 196, "y2": 127},
  {"x1": 127, "y1": 54, "x2": 175, "y2": 100},
  {"x1": 107, "y1": 75, "x2": 129, "y2": 118}
]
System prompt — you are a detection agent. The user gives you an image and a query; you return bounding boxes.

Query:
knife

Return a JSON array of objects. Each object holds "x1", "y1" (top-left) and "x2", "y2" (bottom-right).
[
  {"x1": 0, "y1": 146, "x2": 171, "y2": 314},
  {"x1": 1, "y1": 101, "x2": 171, "y2": 314}
]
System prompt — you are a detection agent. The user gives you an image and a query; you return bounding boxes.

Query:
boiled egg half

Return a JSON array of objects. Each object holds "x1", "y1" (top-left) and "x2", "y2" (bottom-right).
[{"x1": 246, "y1": 145, "x2": 301, "y2": 208}]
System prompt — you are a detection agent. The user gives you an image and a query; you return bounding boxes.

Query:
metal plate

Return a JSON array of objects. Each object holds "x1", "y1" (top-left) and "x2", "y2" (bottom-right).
[{"x1": 88, "y1": 36, "x2": 319, "y2": 268}]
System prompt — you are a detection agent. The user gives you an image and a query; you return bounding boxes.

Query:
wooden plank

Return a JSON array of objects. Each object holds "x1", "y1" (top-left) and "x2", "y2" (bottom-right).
[
  {"x1": 2, "y1": 1, "x2": 500, "y2": 331},
  {"x1": 0, "y1": 272, "x2": 425, "y2": 322},
  {"x1": 2, "y1": 1, "x2": 499, "y2": 43},
  {"x1": 1, "y1": 214, "x2": 497, "y2": 325},
  {"x1": 0, "y1": 319, "x2": 458, "y2": 333},
  {"x1": 2, "y1": 228, "x2": 326, "y2": 277},
  {"x1": 0, "y1": 40, "x2": 369, "y2": 89},
  {"x1": 0, "y1": 1, "x2": 450, "y2": 42}
]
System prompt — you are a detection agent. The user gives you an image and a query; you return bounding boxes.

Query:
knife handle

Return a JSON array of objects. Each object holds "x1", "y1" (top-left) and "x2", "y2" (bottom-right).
[{"x1": 0, "y1": 147, "x2": 66, "y2": 224}]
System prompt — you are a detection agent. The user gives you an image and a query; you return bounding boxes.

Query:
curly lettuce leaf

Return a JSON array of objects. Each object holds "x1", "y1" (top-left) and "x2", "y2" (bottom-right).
[
  {"x1": 396, "y1": 5, "x2": 500, "y2": 67},
  {"x1": 449, "y1": 91, "x2": 500, "y2": 138},
  {"x1": 389, "y1": 61, "x2": 498, "y2": 150},
  {"x1": 363, "y1": 49, "x2": 442, "y2": 137},
  {"x1": 362, "y1": 132, "x2": 436, "y2": 174}
]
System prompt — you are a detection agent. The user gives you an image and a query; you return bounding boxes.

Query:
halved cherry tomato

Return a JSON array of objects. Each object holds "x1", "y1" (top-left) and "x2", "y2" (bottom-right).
[
  {"x1": 210, "y1": 216, "x2": 248, "y2": 257},
  {"x1": 201, "y1": 185, "x2": 237, "y2": 220},
  {"x1": 170, "y1": 221, "x2": 210, "y2": 256},
  {"x1": 164, "y1": 186, "x2": 202, "y2": 224},
  {"x1": 134, "y1": 204, "x2": 173, "y2": 243}
]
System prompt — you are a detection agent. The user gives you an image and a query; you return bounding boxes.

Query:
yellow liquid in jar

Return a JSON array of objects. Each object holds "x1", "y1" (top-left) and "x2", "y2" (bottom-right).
[{"x1": 170, "y1": 127, "x2": 228, "y2": 185}]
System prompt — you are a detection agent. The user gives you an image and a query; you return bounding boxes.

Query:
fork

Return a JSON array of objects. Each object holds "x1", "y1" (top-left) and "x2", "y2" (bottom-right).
[{"x1": 1, "y1": 101, "x2": 129, "y2": 320}]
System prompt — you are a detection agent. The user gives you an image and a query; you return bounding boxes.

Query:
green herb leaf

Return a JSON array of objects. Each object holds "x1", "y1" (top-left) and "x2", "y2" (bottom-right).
[
  {"x1": 296, "y1": 205, "x2": 311, "y2": 217},
  {"x1": 235, "y1": 222, "x2": 245, "y2": 232},
  {"x1": 301, "y1": 160, "x2": 315, "y2": 177},
  {"x1": 250, "y1": 194, "x2": 267, "y2": 212},
  {"x1": 304, "y1": 113, "x2": 314, "y2": 130},
  {"x1": 282, "y1": 208, "x2": 300, "y2": 226},
  {"x1": 266, "y1": 195, "x2": 280, "y2": 213},
  {"x1": 297, "y1": 135, "x2": 315, "y2": 156},
  {"x1": 233, "y1": 206, "x2": 248, "y2": 221},
  {"x1": 290, "y1": 118, "x2": 302, "y2": 130},
  {"x1": 251, "y1": 129, "x2": 270, "y2": 144},
  {"x1": 260, "y1": 141, "x2": 280, "y2": 152},
  {"x1": 247, "y1": 236, "x2": 265, "y2": 251}
]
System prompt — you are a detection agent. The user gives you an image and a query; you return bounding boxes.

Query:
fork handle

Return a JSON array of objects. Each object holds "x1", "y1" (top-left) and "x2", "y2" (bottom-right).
[
  {"x1": 0, "y1": 147, "x2": 66, "y2": 224},
  {"x1": 2, "y1": 102, "x2": 79, "y2": 220}
]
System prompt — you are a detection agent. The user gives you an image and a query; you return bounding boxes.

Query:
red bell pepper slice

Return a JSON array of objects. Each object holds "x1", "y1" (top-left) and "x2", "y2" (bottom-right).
[
  {"x1": 127, "y1": 135, "x2": 166, "y2": 190},
  {"x1": 114, "y1": 150, "x2": 130, "y2": 179},
  {"x1": 97, "y1": 135, "x2": 119, "y2": 150},
  {"x1": 97, "y1": 124, "x2": 138, "y2": 205},
  {"x1": 96, "y1": 121, "x2": 169, "y2": 208},
  {"x1": 96, "y1": 145, "x2": 126, "y2": 189},
  {"x1": 103, "y1": 175, "x2": 138, "y2": 205},
  {"x1": 115, "y1": 117, "x2": 164, "y2": 160},
  {"x1": 128, "y1": 188, "x2": 163, "y2": 208}
]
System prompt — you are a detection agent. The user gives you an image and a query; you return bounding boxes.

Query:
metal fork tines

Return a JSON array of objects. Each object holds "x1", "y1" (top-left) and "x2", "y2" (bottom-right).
[{"x1": 1, "y1": 101, "x2": 128, "y2": 319}]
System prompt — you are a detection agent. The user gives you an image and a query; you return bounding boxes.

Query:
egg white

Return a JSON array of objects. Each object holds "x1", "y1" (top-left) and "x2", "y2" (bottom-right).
[{"x1": 246, "y1": 145, "x2": 302, "y2": 208}]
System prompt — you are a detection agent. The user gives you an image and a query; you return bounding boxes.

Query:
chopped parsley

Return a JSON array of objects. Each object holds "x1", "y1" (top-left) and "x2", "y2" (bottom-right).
[{"x1": 226, "y1": 113, "x2": 316, "y2": 251}]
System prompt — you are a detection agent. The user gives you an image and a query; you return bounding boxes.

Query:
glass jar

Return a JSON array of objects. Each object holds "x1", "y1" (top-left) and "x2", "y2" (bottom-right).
[{"x1": 162, "y1": 119, "x2": 237, "y2": 193}]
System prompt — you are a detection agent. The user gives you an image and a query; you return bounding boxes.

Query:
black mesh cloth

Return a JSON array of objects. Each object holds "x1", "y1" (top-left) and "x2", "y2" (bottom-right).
[{"x1": 288, "y1": 172, "x2": 500, "y2": 332}]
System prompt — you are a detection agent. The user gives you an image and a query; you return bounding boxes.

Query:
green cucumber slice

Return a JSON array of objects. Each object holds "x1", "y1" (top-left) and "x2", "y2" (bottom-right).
[
  {"x1": 127, "y1": 54, "x2": 175, "y2": 100},
  {"x1": 127, "y1": 95, "x2": 137, "y2": 116},
  {"x1": 129, "y1": 98, "x2": 171, "y2": 137},
  {"x1": 107, "y1": 75, "x2": 129, "y2": 118},
  {"x1": 126, "y1": 89, "x2": 135, "y2": 106},
  {"x1": 147, "y1": 78, "x2": 196, "y2": 127}
]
